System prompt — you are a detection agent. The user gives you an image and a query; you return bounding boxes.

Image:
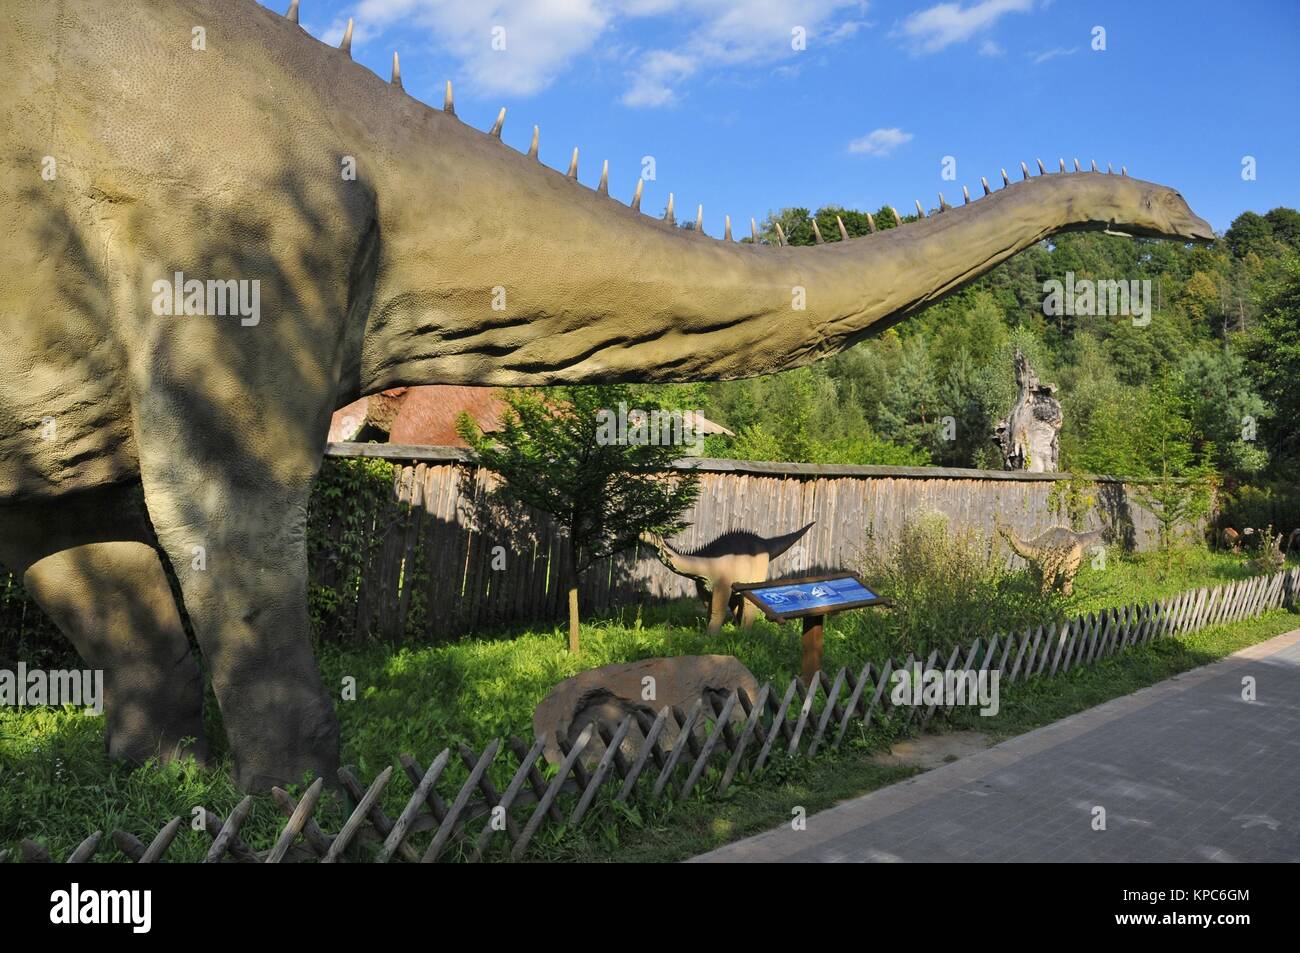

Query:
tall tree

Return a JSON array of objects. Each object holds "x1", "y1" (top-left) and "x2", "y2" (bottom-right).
[{"x1": 1243, "y1": 256, "x2": 1300, "y2": 464}]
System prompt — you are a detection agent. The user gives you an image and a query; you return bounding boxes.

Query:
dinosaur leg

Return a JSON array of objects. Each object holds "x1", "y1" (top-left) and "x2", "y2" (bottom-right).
[
  {"x1": 21, "y1": 543, "x2": 207, "y2": 765},
  {"x1": 735, "y1": 595, "x2": 756, "y2": 629},
  {"x1": 0, "y1": 486, "x2": 205, "y2": 765},
  {"x1": 694, "y1": 578, "x2": 710, "y2": 615},
  {"x1": 707, "y1": 579, "x2": 732, "y2": 635},
  {"x1": 139, "y1": 474, "x2": 338, "y2": 792}
]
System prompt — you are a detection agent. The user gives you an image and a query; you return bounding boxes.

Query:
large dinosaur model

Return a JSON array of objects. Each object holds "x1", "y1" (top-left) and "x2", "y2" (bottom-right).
[
  {"x1": 998, "y1": 522, "x2": 1106, "y2": 596},
  {"x1": 0, "y1": 0, "x2": 1214, "y2": 791},
  {"x1": 645, "y1": 523, "x2": 816, "y2": 633},
  {"x1": 994, "y1": 350, "x2": 1062, "y2": 472}
]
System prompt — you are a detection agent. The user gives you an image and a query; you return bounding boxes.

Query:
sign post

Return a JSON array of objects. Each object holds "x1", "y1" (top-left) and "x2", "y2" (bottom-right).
[{"x1": 733, "y1": 573, "x2": 890, "y2": 686}]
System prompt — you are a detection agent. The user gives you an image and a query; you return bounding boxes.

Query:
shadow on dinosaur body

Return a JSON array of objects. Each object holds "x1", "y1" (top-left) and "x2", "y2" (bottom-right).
[
  {"x1": 646, "y1": 522, "x2": 815, "y2": 633},
  {"x1": 0, "y1": 0, "x2": 1215, "y2": 791}
]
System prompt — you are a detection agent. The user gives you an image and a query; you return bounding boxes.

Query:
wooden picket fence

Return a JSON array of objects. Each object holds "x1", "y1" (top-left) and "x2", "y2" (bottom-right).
[{"x1": 5, "y1": 566, "x2": 1297, "y2": 863}]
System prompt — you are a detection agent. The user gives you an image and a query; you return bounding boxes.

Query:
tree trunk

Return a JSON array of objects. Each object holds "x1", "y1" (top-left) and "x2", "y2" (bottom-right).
[{"x1": 993, "y1": 349, "x2": 1062, "y2": 472}]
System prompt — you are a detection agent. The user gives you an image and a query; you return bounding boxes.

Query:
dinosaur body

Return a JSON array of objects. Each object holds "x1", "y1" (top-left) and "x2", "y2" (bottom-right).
[
  {"x1": 647, "y1": 523, "x2": 815, "y2": 633},
  {"x1": 999, "y1": 524, "x2": 1105, "y2": 596},
  {"x1": 0, "y1": 0, "x2": 1213, "y2": 790}
]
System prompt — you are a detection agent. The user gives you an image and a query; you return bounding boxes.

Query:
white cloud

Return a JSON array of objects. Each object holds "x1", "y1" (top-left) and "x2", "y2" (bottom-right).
[
  {"x1": 826, "y1": 19, "x2": 872, "y2": 44},
  {"x1": 619, "y1": 2, "x2": 873, "y2": 108},
  {"x1": 978, "y1": 39, "x2": 1003, "y2": 56},
  {"x1": 895, "y1": 0, "x2": 1034, "y2": 54},
  {"x1": 622, "y1": 49, "x2": 696, "y2": 108},
  {"x1": 335, "y1": 1, "x2": 872, "y2": 103},
  {"x1": 350, "y1": 0, "x2": 613, "y2": 96},
  {"x1": 1029, "y1": 45, "x2": 1077, "y2": 64},
  {"x1": 848, "y1": 127, "x2": 913, "y2": 157}
]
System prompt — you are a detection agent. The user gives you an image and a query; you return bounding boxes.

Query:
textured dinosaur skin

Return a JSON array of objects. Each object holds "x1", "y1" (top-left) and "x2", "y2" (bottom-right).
[
  {"x1": 647, "y1": 523, "x2": 815, "y2": 633},
  {"x1": 999, "y1": 524, "x2": 1105, "y2": 596},
  {"x1": 0, "y1": 0, "x2": 1213, "y2": 790}
]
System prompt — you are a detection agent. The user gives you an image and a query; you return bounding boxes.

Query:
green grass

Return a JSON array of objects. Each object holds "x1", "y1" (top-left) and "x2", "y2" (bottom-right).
[
  {"x1": 0, "y1": 548, "x2": 1293, "y2": 862},
  {"x1": 542, "y1": 609, "x2": 1299, "y2": 862}
]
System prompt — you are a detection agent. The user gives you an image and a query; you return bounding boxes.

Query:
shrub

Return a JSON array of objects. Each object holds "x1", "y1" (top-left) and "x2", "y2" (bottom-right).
[{"x1": 842, "y1": 511, "x2": 1062, "y2": 660}]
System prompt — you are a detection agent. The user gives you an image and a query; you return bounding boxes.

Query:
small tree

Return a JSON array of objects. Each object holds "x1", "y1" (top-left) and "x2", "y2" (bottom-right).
[
  {"x1": 1130, "y1": 377, "x2": 1218, "y2": 565},
  {"x1": 458, "y1": 385, "x2": 699, "y2": 652}
]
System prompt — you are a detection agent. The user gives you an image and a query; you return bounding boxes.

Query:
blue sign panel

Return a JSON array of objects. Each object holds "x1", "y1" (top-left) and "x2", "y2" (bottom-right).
[{"x1": 746, "y1": 575, "x2": 880, "y2": 617}]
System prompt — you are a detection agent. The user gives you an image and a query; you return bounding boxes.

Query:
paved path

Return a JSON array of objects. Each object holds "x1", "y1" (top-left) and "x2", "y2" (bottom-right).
[{"x1": 692, "y1": 629, "x2": 1300, "y2": 863}]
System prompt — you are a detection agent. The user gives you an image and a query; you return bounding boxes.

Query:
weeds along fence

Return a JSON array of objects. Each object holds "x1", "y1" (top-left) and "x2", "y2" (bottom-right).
[
  {"x1": 8, "y1": 567, "x2": 1295, "y2": 864},
  {"x1": 307, "y1": 444, "x2": 1195, "y2": 643}
]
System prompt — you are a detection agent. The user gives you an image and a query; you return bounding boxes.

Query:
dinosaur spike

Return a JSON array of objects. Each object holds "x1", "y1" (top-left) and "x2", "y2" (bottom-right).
[
  {"x1": 489, "y1": 107, "x2": 506, "y2": 138},
  {"x1": 1036, "y1": 158, "x2": 1046, "y2": 175},
  {"x1": 811, "y1": 218, "x2": 824, "y2": 243},
  {"x1": 567, "y1": 148, "x2": 579, "y2": 179},
  {"x1": 962, "y1": 185, "x2": 970, "y2": 205},
  {"x1": 938, "y1": 192, "x2": 951, "y2": 211},
  {"x1": 751, "y1": 217, "x2": 759, "y2": 242},
  {"x1": 1108, "y1": 162, "x2": 1114, "y2": 174},
  {"x1": 865, "y1": 212, "x2": 876, "y2": 234},
  {"x1": 1059, "y1": 158, "x2": 1066, "y2": 173},
  {"x1": 774, "y1": 222, "x2": 786, "y2": 245},
  {"x1": 443, "y1": 81, "x2": 455, "y2": 115},
  {"x1": 391, "y1": 52, "x2": 402, "y2": 88},
  {"x1": 285, "y1": 0, "x2": 300, "y2": 24},
  {"x1": 981, "y1": 176, "x2": 991, "y2": 195},
  {"x1": 598, "y1": 160, "x2": 609, "y2": 195},
  {"x1": 527, "y1": 125, "x2": 539, "y2": 160},
  {"x1": 1091, "y1": 159, "x2": 1098, "y2": 172},
  {"x1": 339, "y1": 18, "x2": 353, "y2": 57},
  {"x1": 887, "y1": 206, "x2": 901, "y2": 226},
  {"x1": 631, "y1": 178, "x2": 643, "y2": 210},
  {"x1": 1021, "y1": 162, "x2": 1030, "y2": 180},
  {"x1": 724, "y1": 215, "x2": 732, "y2": 241},
  {"x1": 1001, "y1": 168, "x2": 1010, "y2": 187},
  {"x1": 695, "y1": 204, "x2": 703, "y2": 230},
  {"x1": 1073, "y1": 158, "x2": 1081, "y2": 172},
  {"x1": 837, "y1": 215, "x2": 850, "y2": 240},
  {"x1": 915, "y1": 199, "x2": 926, "y2": 218},
  {"x1": 664, "y1": 193, "x2": 675, "y2": 225}
]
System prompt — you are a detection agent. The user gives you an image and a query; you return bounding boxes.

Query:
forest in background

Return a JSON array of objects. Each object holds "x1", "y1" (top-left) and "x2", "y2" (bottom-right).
[{"x1": 642, "y1": 202, "x2": 1300, "y2": 534}]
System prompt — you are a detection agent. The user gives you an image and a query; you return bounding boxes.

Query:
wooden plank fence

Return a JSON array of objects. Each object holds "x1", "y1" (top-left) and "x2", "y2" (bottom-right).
[
  {"x1": 311, "y1": 444, "x2": 1200, "y2": 641},
  {"x1": 7, "y1": 566, "x2": 1295, "y2": 863}
]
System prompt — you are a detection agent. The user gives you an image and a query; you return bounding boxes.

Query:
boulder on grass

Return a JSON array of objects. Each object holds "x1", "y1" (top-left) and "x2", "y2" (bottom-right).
[{"x1": 533, "y1": 655, "x2": 760, "y2": 765}]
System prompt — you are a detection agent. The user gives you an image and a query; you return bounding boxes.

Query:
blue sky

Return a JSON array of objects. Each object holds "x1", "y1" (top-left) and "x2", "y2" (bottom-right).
[{"x1": 268, "y1": 0, "x2": 1299, "y2": 236}]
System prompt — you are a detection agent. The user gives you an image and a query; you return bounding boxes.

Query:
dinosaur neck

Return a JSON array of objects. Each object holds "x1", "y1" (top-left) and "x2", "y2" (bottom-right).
[
  {"x1": 83, "y1": 1, "x2": 1171, "y2": 397},
  {"x1": 357, "y1": 113, "x2": 1129, "y2": 391},
  {"x1": 1000, "y1": 527, "x2": 1038, "y2": 560}
]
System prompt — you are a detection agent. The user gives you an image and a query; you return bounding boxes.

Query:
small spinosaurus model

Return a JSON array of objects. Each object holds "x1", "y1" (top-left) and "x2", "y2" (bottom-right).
[
  {"x1": 645, "y1": 523, "x2": 816, "y2": 633},
  {"x1": 998, "y1": 522, "x2": 1106, "y2": 596},
  {"x1": 0, "y1": 0, "x2": 1214, "y2": 790}
]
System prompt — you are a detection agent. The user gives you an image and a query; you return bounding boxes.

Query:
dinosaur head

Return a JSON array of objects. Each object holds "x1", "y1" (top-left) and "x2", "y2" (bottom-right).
[{"x1": 1071, "y1": 174, "x2": 1215, "y2": 243}]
